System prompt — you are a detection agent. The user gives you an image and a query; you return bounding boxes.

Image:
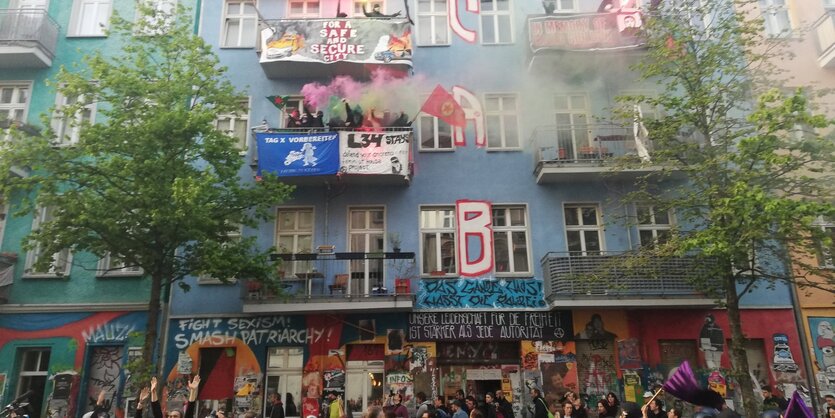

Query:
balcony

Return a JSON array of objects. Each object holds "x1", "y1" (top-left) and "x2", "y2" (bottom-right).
[
  {"x1": 0, "y1": 9, "x2": 58, "y2": 68},
  {"x1": 541, "y1": 251, "x2": 720, "y2": 308},
  {"x1": 242, "y1": 251, "x2": 415, "y2": 314},
  {"x1": 254, "y1": 127, "x2": 413, "y2": 186},
  {"x1": 815, "y1": 11, "x2": 835, "y2": 68},
  {"x1": 531, "y1": 123, "x2": 666, "y2": 183},
  {"x1": 259, "y1": 18, "x2": 413, "y2": 79}
]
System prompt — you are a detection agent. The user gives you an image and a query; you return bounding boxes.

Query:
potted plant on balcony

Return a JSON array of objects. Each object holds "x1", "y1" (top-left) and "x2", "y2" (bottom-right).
[
  {"x1": 389, "y1": 258, "x2": 417, "y2": 295},
  {"x1": 388, "y1": 232, "x2": 402, "y2": 253}
]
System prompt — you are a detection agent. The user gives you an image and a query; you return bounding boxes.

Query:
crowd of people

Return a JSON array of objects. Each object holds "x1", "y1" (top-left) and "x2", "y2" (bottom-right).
[{"x1": 283, "y1": 101, "x2": 411, "y2": 131}]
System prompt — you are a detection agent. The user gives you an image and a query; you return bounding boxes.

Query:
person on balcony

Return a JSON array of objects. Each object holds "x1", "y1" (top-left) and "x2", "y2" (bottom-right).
[{"x1": 363, "y1": 4, "x2": 401, "y2": 18}]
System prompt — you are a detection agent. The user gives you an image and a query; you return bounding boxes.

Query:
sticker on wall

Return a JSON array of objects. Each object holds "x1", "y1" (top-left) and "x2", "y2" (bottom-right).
[
  {"x1": 386, "y1": 329, "x2": 405, "y2": 354},
  {"x1": 324, "y1": 370, "x2": 345, "y2": 397},
  {"x1": 771, "y1": 333, "x2": 799, "y2": 373},
  {"x1": 410, "y1": 347, "x2": 428, "y2": 373},
  {"x1": 176, "y1": 352, "x2": 193, "y2": 375},
  {"x1": 617, "y1": 339, "x2": 642, "y2": 370},
  {"x1": 707, "y1": 370, "x2": 727, "y2": 397},
  {"x1": 622, "y1": 370, "x2": 642, "y2": 403},
  {"x1": 699, "y1": 314, "x2": 725, "y2": 370}
]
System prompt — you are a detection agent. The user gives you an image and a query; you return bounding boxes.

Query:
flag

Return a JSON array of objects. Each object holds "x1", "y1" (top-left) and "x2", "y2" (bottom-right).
[
  {"x1": 267, "y1": 95, "x2": 291, "y2": 110},
  {"x1": 420, "y1": 85, "x2": 466, "y2": 127},
  {"x1": 784, "y1": 392, "x2": 814, "y2": 418},
  {"x1": 633, "y1": 104, "x2": 651, "y2": 162},
  {"x1": 662, "y1": 361, "x2": 725, "y2": 409}
]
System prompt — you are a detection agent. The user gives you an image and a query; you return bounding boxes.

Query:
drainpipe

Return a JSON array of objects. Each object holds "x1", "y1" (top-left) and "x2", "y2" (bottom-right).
[{"x1": 784, "y1": 250, "x2": 821, "y2": 414}]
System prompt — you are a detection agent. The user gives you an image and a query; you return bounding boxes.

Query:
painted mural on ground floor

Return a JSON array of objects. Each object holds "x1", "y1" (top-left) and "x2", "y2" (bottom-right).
[
  {"x1": 163, "y1": 308, "x2": 803, "y2": 418},
  {"x1": 808, "y1": 316, "x2": 835, "y2": 399},
  {"x1": 0, "y1": 311, "x2": 148, "y2": 418}
]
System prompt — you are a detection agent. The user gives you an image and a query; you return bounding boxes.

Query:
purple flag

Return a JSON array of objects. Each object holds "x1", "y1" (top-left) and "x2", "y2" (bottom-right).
[
  {"x1": 662, "y1": 361, "x2": 725, "y2": 408},
  {"x1": 784, "y1": 392, "x2": 814, "y2": 418}
]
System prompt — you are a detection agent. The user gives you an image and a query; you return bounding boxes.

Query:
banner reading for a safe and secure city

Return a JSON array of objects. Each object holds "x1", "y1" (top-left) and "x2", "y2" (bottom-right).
[
  {"x1": 338, "y1": 130, "x2": 411, "y2": 176},
  {"x1": 260, "y1": 19, "x2": 413, "y2": 66},
  {"x1": 255, "y1": 132, "x2": 339, "y2": 177},
  {"x1": 529, "y1": 12, "x2": 644, "y2": 53}
]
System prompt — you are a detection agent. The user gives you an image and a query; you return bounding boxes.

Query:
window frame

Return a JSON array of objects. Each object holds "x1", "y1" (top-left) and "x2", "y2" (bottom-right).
[
  {"x1": 97, "y1": 253, "x2": 143, "y2": 278},
  {"x1": 68, "y1": 0, "x2": 112, "y2": 37},
  {"x1": 542, "y1": 0, "x2": 577, "y2": 13},
  {"x1": 815, "y1": 216, "x2": 835, "y2": 269},
  {"x1": 0, "y1": 199, "x2": 7, "y2": 248},
  {"x1": 479, "y1": 0, "x2": 513, "y2": 45},
  {"x1": 758, "y1": 0, "x2": 791, "y2": 38},
  {"x1": 636, "y1": 205, "x2": 675, "y2": 248},
  {"x1": 135, "y1": 0, "x2": 178, "y2": 35},
  {"x1": 416, "y1": 0, "x2": 450, "y2": 46},
  {"x1": 419, "y1": 205, "x2": 457, "y2": 277},
  {"x1": 491, "y1": 204, "x2": 531, "y2": 276},
  {"x1": 484, "y1": 93, "x2": 520, "y2": 151},
  {"x1": 52, "y1": 90, "x2": 97, "y2": 146},
  {"x1": 0, "y1": 81, "x2": 32, "y2": 128},
  {"x1": 220, "y1": 0, "x2": 258, "y2": 48},
  {"x1": 352, "y1": 0, "x2": 383, "y2": 17},
  {"x1": 286, "y1": 0, "x2": 321, "y2": 18},
  {"x1": 347, "y1": 206, "x2": 386, "y2": 295},
  {"x1": 275, "y1": 207, "x2": 315, "y2": 278},
  {"x1": 826, "y1": 0, "x2": 835, "y2": 10},
  {"x1": 16, "y1": 347, "x2": 50, "y2": 418},
  {"x1": 24, "y1": 206, "x2": 72, "y2": 278},
  {"x1": 417, "y1": 92, "x2": 454, "y2": 152},
  {"x1": 563, "y1": 203, "x2": 604, "y2": 256},
  {"x1": 216, "y1": 97, "x2": 251, "y2": 153}
]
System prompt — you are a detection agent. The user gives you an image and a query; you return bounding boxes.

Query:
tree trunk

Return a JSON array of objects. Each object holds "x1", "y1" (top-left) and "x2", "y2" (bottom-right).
[
  {"x1": 142, "y1": 273, "x2": 164, "y2": 375},
  {"x1": 724, "y1": 272, "x2": 758, "y2": 418}
]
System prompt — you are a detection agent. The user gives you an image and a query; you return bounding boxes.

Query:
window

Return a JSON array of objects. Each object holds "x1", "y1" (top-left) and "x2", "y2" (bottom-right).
[
  {"x1": 68, "y1": 0, "x2": 112, "y2": 36},
  {"x1": 345, "y1": 346, "x2": 384, "y2": 418},
  {"x1": 826, "y1": 0, "x2": 835, "y2": 10},
  {"x1": 198, "y1": 223, "x2": 242, "y2": 284},
  {"x1": 216, "y1": 98, "x2": 250, "y2": 151},
  {"x1": 136, "y1": 0, "x2": 177, "y2": 34},
  {"x1": 265, "y1": 347, "x2": 303, "y2": 418},
  {"x1": 485, "y1": 94, "x2": 519, "y2": 150},
  {"x1": 52, "y1": 92, "x2": 96, "y2": 146},
  {"x1": 554, "y1": 93, "x2": 589, "y2": 161},
  {"x1": 416, "y1": 0, "x2": 449, "y2": 46},
  {"x1": 480, "y1": 0, "x2": 512, "y2": 44},
  {"x1": 287, "y1": 0, "x2": 320, "y2": 18},
  {"x1": 492, "y1": 206, "x2": 530, "y2": 274},
  {"x1": 352, "y1": 0, "x2": 383, "y2": 16},
  {"x1": 658, "y1": 340, "x2": 698, "y2": 370},
  {"x1": 16, "y1": 348, "x2": 50, "y2": 418},
  {"x1": 420, "y1": 207, "x2": 456, "y2": 276},
  {"x1": 759, "y1": 0, "x2": 791, "y2": 37},
  {"x1": 564, "y1": 204, "x2": 603, "y2": 256},
  {"x1": 275, "y1": 208, "x2": 314, "y2": 278},
  {"x1": 0, "y1": 83, "x2": 30, "y2": 124},
  {"x1": 222, "y1": 1, "x2": 257, "y2": 48},
  {"x1": 0, "y1": 200, "x2": 7, "y2": 247},
  {"x1": 636, "y1": 205, "x2": 674, "y2": 247},
  {"x1": 418, "y1": 93, "x2": 453, "y2": 151},
  {"x1": 542, "y1": 0, "x2": 576, "y2": 13},
  {"x1": 24, "y1": 206, "x2": 71, "y2": 277},
  {"x1": 281, "y1": 96, "x2": 306, "y2": 128},
  {"x1": 349, "y1": 207, "x2": 385, "y2": 295},
  {"x1": 816, "y1": 217, "x2": 835, "y2": 268},
  {"x1": 97, "y1": 253, "x2": 143, "y2": 277}
]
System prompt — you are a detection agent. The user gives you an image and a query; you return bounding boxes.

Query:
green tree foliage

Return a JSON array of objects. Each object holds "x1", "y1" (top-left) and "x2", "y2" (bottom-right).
[
  {"x1": 613, "y1": 1, "x2": 835, "y2": 416},
  {"x1": 0, "y1": 5, "x2": 293, "y2": 376}
]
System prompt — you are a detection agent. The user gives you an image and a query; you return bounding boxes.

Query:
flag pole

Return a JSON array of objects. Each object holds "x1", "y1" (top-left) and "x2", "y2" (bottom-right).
[{"x1": 644, "y1": 388, "x2": 665, "y2": 407}]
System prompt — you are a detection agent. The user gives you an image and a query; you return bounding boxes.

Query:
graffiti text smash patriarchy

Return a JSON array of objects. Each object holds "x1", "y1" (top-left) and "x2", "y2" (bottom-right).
[
  {"x1": 417, "y1": 278, "x2": 545, "y2": 309},
  {"x1": 173, "y1": 317, "x2": 332, "y2": 349}
]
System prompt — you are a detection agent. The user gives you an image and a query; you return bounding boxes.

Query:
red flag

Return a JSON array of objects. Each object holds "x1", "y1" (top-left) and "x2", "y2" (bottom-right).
[{"x1": 420, "y1": 85, "x2": 466, "y2": 127}]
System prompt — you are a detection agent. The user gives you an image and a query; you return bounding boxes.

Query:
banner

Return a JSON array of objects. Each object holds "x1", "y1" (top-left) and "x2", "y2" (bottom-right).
[
  {"x1": 260, "y1": 19, "x2": 413, "y2": 66},
  {"x1": 256, "y1": 132, "x2": 339, "y2": 177},
  {"x1": 529, "y1": 12, "x2": 644, "y2": 52},
  {"x1": 338, "y1": 130, "x2": 411, "y2": 176}
]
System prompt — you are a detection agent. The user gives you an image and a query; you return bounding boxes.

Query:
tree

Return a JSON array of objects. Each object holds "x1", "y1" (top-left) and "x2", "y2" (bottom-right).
[
  {"x1": 0, "y1": 5, "x2": 293, "y2": 378},
  {"x1": 611, "y1": 1, "x2": 835, "y2": 417}
]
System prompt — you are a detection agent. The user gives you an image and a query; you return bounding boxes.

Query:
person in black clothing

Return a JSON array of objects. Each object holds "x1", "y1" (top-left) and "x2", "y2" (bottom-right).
[
  {"x1": 530, "y1": 388, "x2": 548, "y2": 418},
  {"x1": 269, "y1": 393, "x2": 285, "y2": 418},
  {"x1": 136, "y1": 376, "x2": 199, "y2": 418},
  {"x1": 343, "y1": 101, "x2": 364, "y2": 128},
  {"x1": 286, "y1": 110, "x2": 302, "y2": 128},
  {"x1": 286, "y1": 393, "x2": 298, "y2": 417},
  {"x1": 363, "y1": 4, "x2": 401, "y2": 18},
  {"x1": 494, "y1": 390, "x2": 513, "y2": 418},
  {"x1": 604, "y1": 393, "x2": 620, "y2": 418},
  {"x1": 641, "y1": 399, "x2": 664, "y2": 418},
  {"x1": 761, "y1": 386, "x2": 788, "y2": 412},
  {"x1": 391, "y1": 112, "x2": 410, "y2": 127}
]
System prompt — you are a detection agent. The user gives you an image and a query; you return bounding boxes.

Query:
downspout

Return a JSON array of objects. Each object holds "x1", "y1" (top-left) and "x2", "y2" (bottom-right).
[{"x1": 783, "y1": 249, "x2": 820, "y2": 414}]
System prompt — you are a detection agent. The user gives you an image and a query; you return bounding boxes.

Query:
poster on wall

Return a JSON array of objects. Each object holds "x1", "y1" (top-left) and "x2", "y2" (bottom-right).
[
  {"x1": 617, "y1": 339, "x2": 642, "y2": 370},
  {"x1": 338, "y1": 130, "x2": 411, "y2": 176},
  {"x1": 255, "y1": 132, "x2": 340, "y2": 177},
  {"x1": 386, "y1": 372, "x2": 414, "y2": 402},
  {"x1": 528, "y1": 12, "x2": 644, "y2": 53},
  {"x1": 260, "y1": 19, "x2": 413, "y2": 66},
  {"x1": 809, "y1": 317, "x2": 835, "y2": 375}
]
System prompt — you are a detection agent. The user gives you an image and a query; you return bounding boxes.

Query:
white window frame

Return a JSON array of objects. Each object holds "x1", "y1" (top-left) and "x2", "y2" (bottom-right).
[
  {"x1": 348, "y1": 206, "x2": 386, "y2": 295},
  {"x1": 479, "y1": 0, "x2": 513, "y2": 45},
  {"x1": 815, "y1": 217, "x2": 835, "y2": 269},
  {"x1": 636, "y1": 205, "x2": 675, "y2": 248},
  {"x1": 352, "y1": 0, "x2": 383, "y2": 17},
  {"x1": 542, "y1": 0, "x2": 577, "y2": 13},
  {"x1": 68, "y1": 0, "x2": 112, "y2": 37},
  {"x1": 135, "y1": 0, "x2": 177, "y2": 35},
  {"x1": 553, "y1": 93, "x2": 590, "y2": 161},
  {"x1": 417, "y1": 93, "x2": 454, "y2": 151},
  {"x1": 0, "y1": 82, "x2": 32, "y2": 132},
  {"x1": 416, "y1": 0, "x2": 450, "y2": 46},
  {"x1": 275, "y1": 207, "x2": 314, "y2": 278},
  {"x1": 826, "y1": 0, "x2": 835, "y2": 10},
  {"x1": 24, "y1": 206, "x2": 72, "y2": 278},
  {"x1": 345, "y1": 358, "x2": 385, "y2": 418},
  {"x1": 52, "y1": 91, "x2": 96, "y2": 146},
  {"x1": 492, "y1": 205, "x2": 531, "y2": 276},
  {"x1": 216, "y1": 97, "x2": 250, "y2": 152},
  {"x1": 97, "y1": 253, "x2": 143, "y2": 277},
  {"x1": 221, "y1": 0, "x2": 258, "y2": 48},
  {"x1": 286, "y1": 0, "x2": 320, "y2": 18},
  {"x1": 484, "y1": 93, "x2": 520, "y2": 150},
  {"x1": 563, "y1": 203, "x2": 604, "y2": 256},
  {"x1": 281, "y1": 96, "x2": 305, "y2": 128},
  {"x1": 419, "y1": 206, "x2": 457, "y2": 277},
  {"x1": 758, "y1": 0, "x2": 791, "y2": 37},
  {"x1": 0, "y1": 200, "x2": 6, "y2": 249}
]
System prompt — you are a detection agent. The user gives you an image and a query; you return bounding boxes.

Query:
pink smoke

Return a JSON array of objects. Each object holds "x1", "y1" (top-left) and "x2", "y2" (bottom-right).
[{"x1": 300, "y1": 68, "x2": 426, "y2": 118}]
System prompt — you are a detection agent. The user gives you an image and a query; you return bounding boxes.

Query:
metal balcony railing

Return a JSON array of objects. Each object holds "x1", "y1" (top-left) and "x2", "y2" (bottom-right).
[
  {"x1": 0, "y1": 9, "x2": 59, "y2": 58},
  {"x1": 541, "y1": 251, "x2": 720, "y2": 299},
  {"x1": 531, "y1": 123, "x2": 651, "y2": 165}
]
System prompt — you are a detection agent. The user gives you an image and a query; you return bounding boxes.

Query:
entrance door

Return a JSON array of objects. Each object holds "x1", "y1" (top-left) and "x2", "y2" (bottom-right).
[
  {"x1": 554, "y1": 94, "x2": 589, "y2": 161},
  {"x1": 348, "y1": 208, "x2": 385, "y2": 295},
  {"x1": 265, "y1": 348, "x2": 304, "y2": 418},
  {"x1": 345, "y1": 345, "x2": 385, "y2": 417}
]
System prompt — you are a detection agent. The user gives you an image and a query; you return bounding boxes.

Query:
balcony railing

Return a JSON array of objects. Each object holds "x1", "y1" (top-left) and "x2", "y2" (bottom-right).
[
  {"x1": 0, "y1": 9, "x2": 59, "y2": 68},
  {"x1": 814, "y1": 10, "x2": 835, "y2": 68},
  {"x1": 541, "y1": 251, "x2": 720, "y2": 302},
  {"x1": 532, "y1": 123, "x2": 649, "y2": 164}
]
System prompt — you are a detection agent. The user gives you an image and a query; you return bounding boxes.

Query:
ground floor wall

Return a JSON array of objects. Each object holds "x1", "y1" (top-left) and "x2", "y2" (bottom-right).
[
  {"x1": 798, "y1": 307, "x2": 835, "y2": 400},
  {"x1": 163, "y1": 308, "x2": 803, "y2": 418},
  {"x1": 0, "y1": 311, "x2": 148, "y2": 418}
]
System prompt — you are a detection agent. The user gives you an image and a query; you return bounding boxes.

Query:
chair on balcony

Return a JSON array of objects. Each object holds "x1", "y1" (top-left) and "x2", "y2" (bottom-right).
[{"x1": 329, "y1": 274, "x2": 348, "y2": 294}]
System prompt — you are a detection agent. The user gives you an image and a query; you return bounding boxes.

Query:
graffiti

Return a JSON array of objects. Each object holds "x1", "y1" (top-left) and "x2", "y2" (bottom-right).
[
  {"x1": 411, "y1": 347, "x2": 428, "y2": 373},
  {"x1": 86, "y1": 346, "x2": 125, "y2": 406},
  {"x1": 416, "y1": 278, "x2": 545, "y2": 309},
  {"x1": 451, "y1": 86, "x2": 485, "y2": 147},
  {"x1": 771, "y1": 334, "x2": 799, "y2": 373},
  {"x1": 810, "y1": 317, "x2": 835, "y2": 374},
  {"x1": 447, "y1": 0, "x2": 478, "y2": 43},
  {"x1": 576, "y1": 341, "x2": 618, "y2": 407},
  {"x1": 408, "y1": 311, "x2": 572, "y2": 342},
  {"x1": 456, "y1": 200, "x2": 494, "y2": 277},
  {"x1": 82, "y1": 322, "x2": 136, "y2": 343},
  {"x1": 173, "y1": 316, "x2": 333, "y2": 349},
  {"x1": 699, "y1": 314, "x2": 724, "y2": 370}
]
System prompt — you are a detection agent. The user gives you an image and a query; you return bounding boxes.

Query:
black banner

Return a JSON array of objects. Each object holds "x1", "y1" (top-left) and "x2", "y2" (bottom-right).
[{"x1": 407, "y1": 311, "x2": 572, "y2": 342}]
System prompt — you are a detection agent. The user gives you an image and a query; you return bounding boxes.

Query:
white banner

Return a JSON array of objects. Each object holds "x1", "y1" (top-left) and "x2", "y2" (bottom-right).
[{"x1": 338, "y1": 130, "x2": 411, "y2": 176}]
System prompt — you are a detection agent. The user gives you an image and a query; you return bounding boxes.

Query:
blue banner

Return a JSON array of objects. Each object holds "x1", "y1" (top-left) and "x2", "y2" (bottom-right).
[{"x1": 256, "y1": 132, "x2": 339, "y2": 177}]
